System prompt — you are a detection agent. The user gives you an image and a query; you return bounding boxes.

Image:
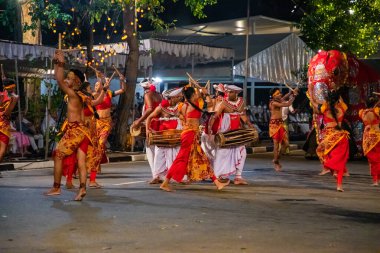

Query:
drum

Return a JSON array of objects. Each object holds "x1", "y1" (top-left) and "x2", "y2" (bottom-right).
[
  {"x1": 214, "y1": 128, "x2": 259, "y2": 148},
  {"x1": 148, "y1": 129, "x2": 182, "y2": 147},
  {"x1": 130, "y1": 123, "x2": 146, "y2": 138}
]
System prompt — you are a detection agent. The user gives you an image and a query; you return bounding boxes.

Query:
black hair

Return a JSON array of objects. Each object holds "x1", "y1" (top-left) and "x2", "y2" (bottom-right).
[
  {"x1": 178, "y1": 81, "x2": 188, "y2": 88},
  {"x1": 182, "y1": 86, "x2": 204, "y2": 113},
  {"x1": 269, "y1": 88, "x2": 280, "y2": 97},
  {"x1": 366, "y1": 96, "x2": 378, "y2": 108},
  {"x1": 69, "y1": 69, "x2": 85, "y2": 83},
  {"x1": 217, "y1": 91, "x2": 225, "y2": 97},
  {"x1": 326, "y1": 90, "x2": 341, "y2": 130}
]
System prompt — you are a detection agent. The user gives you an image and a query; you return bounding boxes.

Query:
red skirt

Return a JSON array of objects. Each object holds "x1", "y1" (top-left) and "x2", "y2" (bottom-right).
[
  {"x1": 366, "y1": 143, "x2": 380, "y2": 176},
  {"x1": 323, "y1": 137, "x2": 349, "y2": 172},
  {"x1": 166, "y1": 130, "x2": 195, "y2": 182}
]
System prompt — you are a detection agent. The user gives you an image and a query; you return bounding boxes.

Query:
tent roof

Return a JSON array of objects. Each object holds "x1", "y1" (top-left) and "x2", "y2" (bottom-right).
[
  {"x1": 144, "y1": 15, "x2": 299, "y2": 37},
  {"x1": 233, "y1": 33, "x2": 314, "y2": 84}
]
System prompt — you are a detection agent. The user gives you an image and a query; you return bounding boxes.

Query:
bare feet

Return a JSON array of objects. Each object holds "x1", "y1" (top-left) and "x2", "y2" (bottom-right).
[
  {"x1": 88, "y1": 181, "x2": 102, "y2": 188},
  {"x1": 371, "y1": 181, "x2": 379, "y2": 186},
  {"x1": 273, "y1": 160, "x2": 282, "y2": 172},
  {"x1": 336, "y1": 185, "x2": 344, "y2": 192},
  {"x1": 66, "y1": 182, "x2": 75, "y2": 189},
  {"x1": 160, "y1": 183, "x2": 173, "y2": 192},
  {"x1": 343, "y1": 172, "x2": 350, "y2": 177},
  {"x1": 149, "y1": 177, "x2": 162, "y2": 184},
  {"x1": 44, "y1": 187, "x2": 61, "y2": 196},
  {"x1": 318, "y1": 168, "x2": 331, "y2": 176},
  {"x1": 74, "y1": 187, "x2": 87, "y2": 201},
  {"x1": 214, "y1": 178, "x2": 230, "y2": 190},
  {"x1": 234, "y1": 178, "x2": 248, "y2": 185}
]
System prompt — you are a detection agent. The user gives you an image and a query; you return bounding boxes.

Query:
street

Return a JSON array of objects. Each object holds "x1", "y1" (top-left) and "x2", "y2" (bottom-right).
[{"x1": 0, "y1": 152, "x2": 379, "y2": 253}]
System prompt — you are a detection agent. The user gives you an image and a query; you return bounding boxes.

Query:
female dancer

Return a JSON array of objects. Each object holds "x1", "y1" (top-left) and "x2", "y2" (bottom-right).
[
  {"x1": 359, "y1": 96, "x2": 380, "y2": 186},
  {"x1": 310, "y1": 90, "x2": 349, "y2": 192},
  {"x1": 160, "y1": 85, "x2": 230, "y2": 192},
  {"x1": 94, "y1": 72, "x2": 125, "y2": 175}
]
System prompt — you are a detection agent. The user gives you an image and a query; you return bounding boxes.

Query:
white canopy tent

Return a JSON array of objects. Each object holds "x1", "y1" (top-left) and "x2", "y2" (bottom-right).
[
  {"x1": 92, "y1": 38, "x2": 234, "y2": 71},
  {"x1": 233, "y1": 33, "x2": 314, "y2": 85}
]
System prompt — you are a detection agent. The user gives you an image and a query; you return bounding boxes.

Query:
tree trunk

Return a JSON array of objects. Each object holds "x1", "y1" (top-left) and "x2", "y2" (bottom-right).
[{"x1": 113, "y1": 3, "x2": 139, "y2": 149}]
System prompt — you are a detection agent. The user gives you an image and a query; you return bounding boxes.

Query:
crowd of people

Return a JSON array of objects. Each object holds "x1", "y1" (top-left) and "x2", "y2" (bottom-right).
[{"x1": 0, "y1": 48, "x2": 379, "y2": 197}]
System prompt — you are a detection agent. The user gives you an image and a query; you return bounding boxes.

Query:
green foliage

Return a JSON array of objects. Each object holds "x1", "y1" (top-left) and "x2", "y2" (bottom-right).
[
  {"x1": 298, "y1": 0, "x2": 380, "y2": 58},
  {"x1": 0, "y1": 0, "x2": 18, "y2": 35},
  {"x1": 22, "y1": 0, "x2": 71, "y2": 36},
  {"x1": 18, "y1": 0, "x2": 218, "y2": 43}
]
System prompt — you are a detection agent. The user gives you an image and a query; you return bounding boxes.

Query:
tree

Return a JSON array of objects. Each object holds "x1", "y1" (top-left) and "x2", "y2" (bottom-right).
[
  {"x1": 15, "y1": 0, "x2": 218, "y2": 149},
  {"x1": 298, "y1": 0, "x2": 380, "y2": 58}
]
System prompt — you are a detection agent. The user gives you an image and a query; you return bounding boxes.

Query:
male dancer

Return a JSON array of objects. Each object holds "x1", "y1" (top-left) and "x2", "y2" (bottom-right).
[
  {"x1": 45, "y1": 50, "x2": 92, "y2": 201},
  {"x1": 131, "y1": 79, "x2": 162, "y2": 173},
  {"x1": 145, "y1": 88, "x2": 183, "y2": 183},
  {"x1": 208, "y1": 85, "x2": 254, "y2": 185},
  {"x1": 269, "y1": 88, "x2": 298, "y2": 171}
]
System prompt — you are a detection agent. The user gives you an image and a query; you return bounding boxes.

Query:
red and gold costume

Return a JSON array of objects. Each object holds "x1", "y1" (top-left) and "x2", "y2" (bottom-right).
[
  {"x1": 165, "y1": 100, "x2": 216, "y2": 182},
  {"x1": 359, "y1": 107, "x2": 380, "y2": 183},
  {"x1": 0, "y1": 91, "x2": 13, "y2": 145},
  {"x1": 55, "y1": 121, "x2": 91, "y2": 159},
  {"x1": 316, "y1": 100, "x2": 349, "y2": 186},
  {"x1": 95, "y1": 90, "x2": 114, "y2": 163},
  {"x1": 269, "y1": 118, "x2": 287, "y2": 143},
  {"x1": 82, "y1": 93, "x2": 102, "y2": 182}
]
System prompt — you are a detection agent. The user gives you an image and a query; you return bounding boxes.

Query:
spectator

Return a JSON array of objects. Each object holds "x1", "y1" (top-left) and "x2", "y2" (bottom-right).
[
  {"x1": 16, "y1": 113, "x2": 44, "y2": 154},
  {"x1": 41, "y1": 111, "x2": 57, "y2": 136}
]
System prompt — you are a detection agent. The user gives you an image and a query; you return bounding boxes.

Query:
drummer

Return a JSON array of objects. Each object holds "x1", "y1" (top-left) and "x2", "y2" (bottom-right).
[
  {"x1": 131, "y1": 78, "x2": 162, "y2": 174},
  {"x1": 208, "y1": 84, "x2": 254, "y2": 185},
  {"x1": 201, "y1": 83, "x2": 226, "y2": 163},
  {"x1": 145, "y1": 88, "x2": 183, "y2": 184}
]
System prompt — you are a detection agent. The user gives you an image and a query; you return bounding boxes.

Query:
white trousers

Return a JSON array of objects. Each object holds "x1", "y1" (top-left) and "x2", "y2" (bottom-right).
[
  {"x1": 213, "y1": 146, "x2": 247, "y2": 178},
  {"x1": 153, "y1": 146, "x2": 180, "y2": 179}
]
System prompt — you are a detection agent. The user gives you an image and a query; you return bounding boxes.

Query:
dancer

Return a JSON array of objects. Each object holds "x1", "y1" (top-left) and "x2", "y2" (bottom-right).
[
  {"x1": 310, "y1": 90, "x2": 349, "y2": 192},
  {"x1": 269, "y1": 88, "x2": 297, "y2": 171},
  {"x1": 45, "y1": 50, "x2": 92, "y2": 201},
  {"x1": 359, "y1": 95, "x2": 380, "y2": 186},
  {"x1": 131, "y1": 79, "x2": 162, "y2": 173},
  {"x1": 160, "y1": 85, "x2": 230, "y2": 192},
  {"x1": 145, "y1": 88, "x2": 183, "y2": 183},
  {"x1": 81, "y1": 80, "x2": 107, "y2": 188},
  {"x1": 209, "y1": 85, "x2": 254, "y2": 184},
  {"x1": 0, "y1": 78, "x2": 19, "y2": 164},
  {"x1": 95, "y1": 70, "x2": 125, "y2": 174}
]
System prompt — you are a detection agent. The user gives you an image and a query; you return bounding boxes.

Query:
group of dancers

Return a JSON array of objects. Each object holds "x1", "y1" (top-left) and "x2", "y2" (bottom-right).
[{"x1": 1, "y1": 48, "x2": 379, "y2": 198}]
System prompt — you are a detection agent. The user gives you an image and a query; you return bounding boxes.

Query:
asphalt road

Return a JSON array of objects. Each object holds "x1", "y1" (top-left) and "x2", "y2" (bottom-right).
[{"x1": 0, "y1": 152, "x2": 379, "y2": 253}]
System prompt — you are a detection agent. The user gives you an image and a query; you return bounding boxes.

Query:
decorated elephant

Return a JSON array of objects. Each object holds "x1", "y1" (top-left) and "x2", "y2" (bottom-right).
[{"x1": 304, "y1": 50, "x2": 380, "y2": 157}]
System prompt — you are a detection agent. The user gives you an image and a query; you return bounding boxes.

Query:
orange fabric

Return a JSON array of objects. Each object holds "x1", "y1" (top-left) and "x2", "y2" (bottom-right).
[
  {"x1": 85, "y1": 115, "x2": 102, "y2": 172},
  {"x1": 269, "y1": 119, "x2": 287, "y2": 143},
  {"x1": 54, "y1": 122, "x2": 91, "y2": 159},
  {"x1": 0, "y1": 115, "x2": 11, "y2": 139},
  {"x1": 166, "y1": 130, "x2": 214, "y2": 182},
  {"x1": 360, "y1": 108, "x2": 380, "y2": 155},
  {"x1": 316, "y1": 127, "x2": 349, "y2": 164},
  {"x1": 96, "y1": 116, "x2": 112, "y2": 165}
]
